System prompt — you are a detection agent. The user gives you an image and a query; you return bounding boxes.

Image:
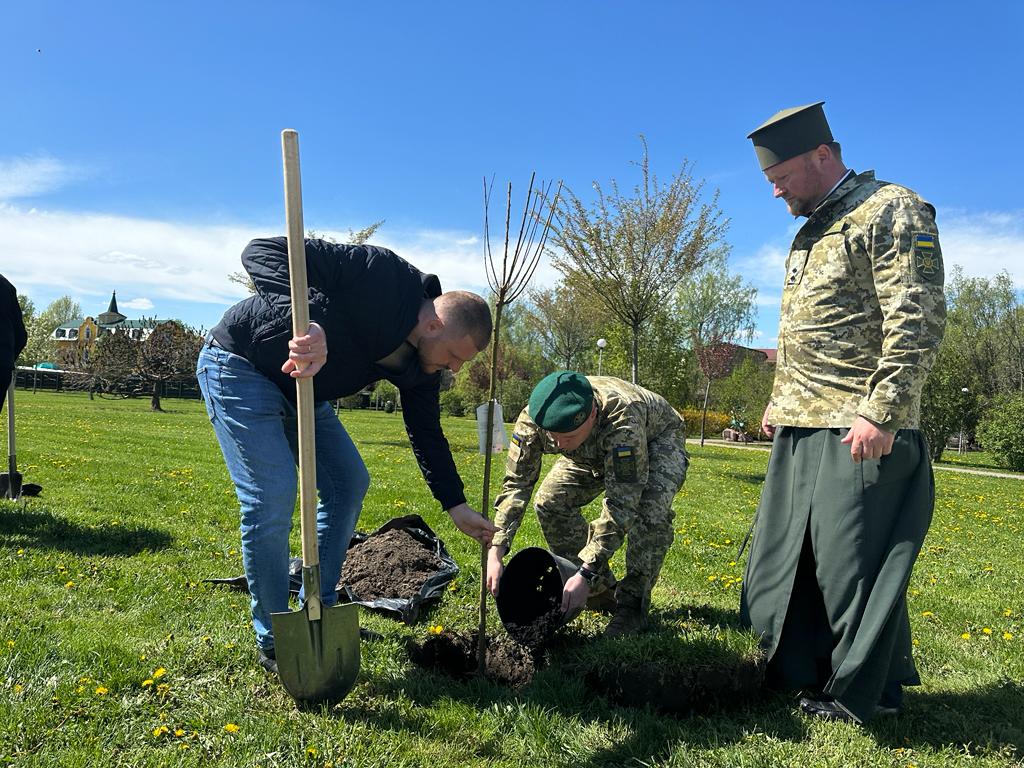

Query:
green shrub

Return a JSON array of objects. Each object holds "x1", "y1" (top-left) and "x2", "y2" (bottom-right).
[
  {"x1": 679, "y1": 407, "x2": 732, "y2": 438},
  {"x1": 976, "y1": 394, "x2": 1024, "y2": 471},
  {"x1": 440, "y1": 390, "x2": 466, "y2": 417}
]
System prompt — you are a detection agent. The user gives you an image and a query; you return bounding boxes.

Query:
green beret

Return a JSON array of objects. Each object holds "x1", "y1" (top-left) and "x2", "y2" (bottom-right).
[
  {"x1": 528, "y1": 370, "x2": 594, "y2": 432},
  {"x1": 747, "y1": 102, "x2": 833, "y2": 171}
]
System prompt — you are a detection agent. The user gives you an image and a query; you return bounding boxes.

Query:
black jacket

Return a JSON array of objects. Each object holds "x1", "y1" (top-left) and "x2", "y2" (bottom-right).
[
  {"x1": 1, "y1": 274, "x2": 28, "y2": 370},
  {"x1": 210, "y1": 237, "x2": 465, "y2": 510}
]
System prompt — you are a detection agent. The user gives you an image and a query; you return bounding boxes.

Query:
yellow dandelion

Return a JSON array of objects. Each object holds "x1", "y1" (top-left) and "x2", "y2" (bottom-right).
[
  {"x1": 157, "y1": 683, "x2": 169, "y2": 695},
  {"x1": 224, "y1": 723, "x2": 240, "y2": 734},
  {"x1": 16, "y1": 549, "x2": 24, "y2": 555},
  {"x1": 6, "y1": 640, "x2": 13, "y2": 648},
  {"x1": 961, "y1": 632, "x2": 971, "y2": 640},
  {"x1": 142, "y1": 679, "x2": 153, "y2": 687},
  {"x1": 152, "y1": 667, "x2": 166, "y2": 679},
  {"x1": 65, "y1": 581, "x2": 75, "y2": 589},
  {"x1": 152, "y1": 725, "x2": 169, "y2": 737},
  {"x1": 707, "y1": 575, "x2": 717, "y2": 582},
  {"x1": 13, "y1": 684, "x2": 23, "y2": 693},
  {"x1": 1004, "y1": 609, "x2": 1013, "y2": 617},
  {"x1": 428, "y1": 624, "x2": 443, "y2": 635},
  {"x1": 1004, "y1": 632, "x2": 1014, "y2": 640},
  {"x1": 921, "y1": 611, "x2": 933, "y2": 618},
  {"x1": 94, "y1": 686, "x2": 108, "y2": 695},
  {"x1": 307, "y1": 746, "x2": 318, "y2": 757},
  {"x1": 174, "y1": 729, "x2": 185, "y2": 737},
  {"x1": 982, "y1": 627, "x2": 992, "y2": 635}
]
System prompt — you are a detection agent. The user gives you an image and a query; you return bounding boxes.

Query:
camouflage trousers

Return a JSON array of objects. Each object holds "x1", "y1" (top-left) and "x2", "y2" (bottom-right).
[{"x1": 534, "y1": 429, "x2": 688, "y2": 613}]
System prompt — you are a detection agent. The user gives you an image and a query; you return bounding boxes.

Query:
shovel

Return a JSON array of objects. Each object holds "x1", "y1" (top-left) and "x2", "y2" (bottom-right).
[
  {"x1": 269, "y1": 129, "x2": 360, "y2": 707},
  {"x1": 1, "y1": 378, "x2": 42, "y2": 500}
]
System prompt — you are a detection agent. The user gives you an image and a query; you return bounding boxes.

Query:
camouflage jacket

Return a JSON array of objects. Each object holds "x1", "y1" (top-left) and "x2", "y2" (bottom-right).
[
  {"x1": 769, "y1": 171, "x2": 947, "y2": 431},
  {"x1": 492, "y1": 376, "x2": 686, "y2": 568}
]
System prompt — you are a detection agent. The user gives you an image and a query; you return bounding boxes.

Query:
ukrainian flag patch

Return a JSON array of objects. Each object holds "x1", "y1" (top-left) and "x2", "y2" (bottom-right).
[
  {"x1": 912, "y1": 232, "x2": 941, "y2": 281},
  {"x1": 613, "y1": 445, "x2": 637, "y2": 482}
]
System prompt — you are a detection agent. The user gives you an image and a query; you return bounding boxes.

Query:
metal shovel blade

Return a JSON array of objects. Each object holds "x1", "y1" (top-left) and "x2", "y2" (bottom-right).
[
  {"x1": 0, "y1": 470, "x2": 21, "y2": 500},
  {"x1": 270, "y1": 572, "x2": 360, "y2": 707}
]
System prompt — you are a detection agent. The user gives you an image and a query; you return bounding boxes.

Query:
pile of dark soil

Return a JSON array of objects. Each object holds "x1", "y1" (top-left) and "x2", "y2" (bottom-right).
[
  {"x1": 504, "y1": 603, "x2": 563, "y2": 648},
  {"x1": 585, "y1": 655, "x2": 766, "y2": 716},
  {"x1": 408, "y1": 630, "x2": 538, "y2": 688},
  {"x1": 341, "y1": 528, "x2": 442, "y2": 601}
]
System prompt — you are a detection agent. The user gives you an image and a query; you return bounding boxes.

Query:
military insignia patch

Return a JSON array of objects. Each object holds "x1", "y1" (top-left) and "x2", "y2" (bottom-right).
[
  {"x1": 912, "y1": 232, "x2": 942, "y2": 280},
  {"x1": 508, "y1": 433, "x2": 523, "y2": 464},
  {"x1": 613, "y1": 445, "x2": 637, "y2": 483},
  {"x1": 573, "y1": 410, "x2": 586, "y2": 427}
]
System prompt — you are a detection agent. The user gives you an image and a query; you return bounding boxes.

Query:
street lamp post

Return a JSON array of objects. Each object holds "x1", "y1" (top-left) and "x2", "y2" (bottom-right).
[
  {"x1": 596, "y1": 338, "x2": 607, "y2": 376},
  {"x1": 959, "y1": 387, "x2": 970, "y2": 455}
]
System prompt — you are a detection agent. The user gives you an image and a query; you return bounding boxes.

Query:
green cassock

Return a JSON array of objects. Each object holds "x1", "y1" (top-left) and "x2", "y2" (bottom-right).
[{"x1": 740, "y1": 427, "x2": 934, "y2": 722}]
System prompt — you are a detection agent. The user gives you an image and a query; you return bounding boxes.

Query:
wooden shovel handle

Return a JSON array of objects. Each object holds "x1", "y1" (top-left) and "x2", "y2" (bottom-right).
[{"x1": 282, "y1": 129, "x2": 319, "y2": 570}]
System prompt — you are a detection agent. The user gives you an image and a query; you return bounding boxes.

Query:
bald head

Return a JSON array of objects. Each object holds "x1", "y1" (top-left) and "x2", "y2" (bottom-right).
[{"x1": 435, "y1": 291, "x2": 492, "y2": 349}]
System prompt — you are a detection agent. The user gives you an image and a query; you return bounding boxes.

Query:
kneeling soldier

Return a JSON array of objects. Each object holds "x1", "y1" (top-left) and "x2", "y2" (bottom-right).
[{"x1": 486, "y1": 370, "x2": 689, "y2": 637}]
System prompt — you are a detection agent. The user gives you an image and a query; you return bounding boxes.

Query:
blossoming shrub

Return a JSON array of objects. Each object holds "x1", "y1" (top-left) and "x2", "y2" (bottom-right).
[{"x1": 977, "y1": 393, "x2": 1024, "y2": 471}]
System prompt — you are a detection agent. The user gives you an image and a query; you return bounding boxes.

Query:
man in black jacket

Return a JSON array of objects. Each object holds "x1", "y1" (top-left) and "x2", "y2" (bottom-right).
[
  {"x1": 1, "y1": 273, "x2": 28, "y2": 410},
  {"x1": 198, "y1": 237, "x2": 496, "y2": 671}
]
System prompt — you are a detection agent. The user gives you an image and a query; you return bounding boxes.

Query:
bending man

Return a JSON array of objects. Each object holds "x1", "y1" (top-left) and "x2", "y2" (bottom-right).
[
  {"x1": 487, "y1": 371, "x2": 688, "y2": 637},
  {"x1": 199, "y1": 237, "x2": 496, "y2": 673}
]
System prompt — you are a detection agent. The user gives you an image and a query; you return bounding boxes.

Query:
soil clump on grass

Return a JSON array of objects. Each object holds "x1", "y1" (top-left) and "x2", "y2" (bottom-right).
[
  {"x1": 341, "y1": 528, "x2": 442, "y2": 601},
  {"x1": 408, "y1": 630, "x2": 538, "y2": 688}
]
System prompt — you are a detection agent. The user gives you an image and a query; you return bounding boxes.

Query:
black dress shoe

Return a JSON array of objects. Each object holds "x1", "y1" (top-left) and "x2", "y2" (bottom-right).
[{"x1": 799, "y1": 695, "x2": 859, "y2": 723}]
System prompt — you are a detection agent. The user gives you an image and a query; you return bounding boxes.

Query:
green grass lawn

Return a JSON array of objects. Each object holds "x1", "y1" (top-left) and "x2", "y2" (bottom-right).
[
  {"x1": 935, "y1": 449, "x2": 1024, "y2": 475},
  {"x1": 1, "y1": 392, "x2": 1022, "y2": 767}
]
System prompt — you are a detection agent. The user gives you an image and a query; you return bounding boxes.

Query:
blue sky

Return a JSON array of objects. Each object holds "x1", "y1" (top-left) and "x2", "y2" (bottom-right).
[{"x1": 2, "y1": 1, "x2": 1022, "y2": 349}]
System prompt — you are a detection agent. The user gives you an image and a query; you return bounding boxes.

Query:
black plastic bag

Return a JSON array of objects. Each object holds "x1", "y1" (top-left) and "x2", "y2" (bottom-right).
[{"x1": 207, "y1": 514, "x2": 459, "y2": 624}]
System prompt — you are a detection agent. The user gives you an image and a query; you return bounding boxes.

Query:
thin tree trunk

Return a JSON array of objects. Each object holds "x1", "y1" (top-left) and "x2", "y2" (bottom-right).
[
  {"x1": 700, "y1": 378, "x2": 711, "y2": 447},
  {"x1": 631, "y1": 324, "x2": 640, "y2": 384}
]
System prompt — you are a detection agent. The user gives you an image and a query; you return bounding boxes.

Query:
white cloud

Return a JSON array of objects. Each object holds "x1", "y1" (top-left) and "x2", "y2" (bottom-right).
[
  {"x1": 0, "y1": 203, "x2": 563, "y2": 328},
  {"x1": 0, "y1": 156, "x2": 80, "y2": 199},
  {"x1": 939, "y1": 209, "x2": 1024, "y2": 286},
  {"x1": 0, "y1": 203, "x2": 254, "y2": 307}
]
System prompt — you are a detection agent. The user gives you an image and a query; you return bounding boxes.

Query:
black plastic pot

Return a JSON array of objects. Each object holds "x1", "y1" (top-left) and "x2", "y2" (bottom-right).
[{"x1": 496, "y1": 547, "x2": 577, "y2": 645}]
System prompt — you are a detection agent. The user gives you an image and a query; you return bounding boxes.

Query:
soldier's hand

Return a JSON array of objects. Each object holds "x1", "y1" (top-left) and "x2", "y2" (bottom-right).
[
  {"x1": 282, "y1": 322, "x2": 328, "y2": 378},
  {"x1": 760, "y1": 405, "x2": 776, "y2": 439},
  {"x1": 446, "y1": 503, "x2": 498, "y2": 546},
  {"x1": 486, "y1": 547, "x2": 505, "y2": 597},
  {"x1": 561, "y1": 573, "x2": 590, "y2": 621},
  {"x1": 841, "y1": 416, "x2": 895, "y2": 463}
]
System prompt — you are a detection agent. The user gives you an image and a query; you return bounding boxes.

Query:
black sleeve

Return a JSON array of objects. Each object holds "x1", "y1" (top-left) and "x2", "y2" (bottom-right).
[
  {"x1": 399, "y1": 377, "x2": 467, "y2": 510},
  {"x1": 2, "y1": 280, "x2": 27, "y2": 357},
  {"x1": 240, "y1": 237, "x2": 367, "y2": 329}
]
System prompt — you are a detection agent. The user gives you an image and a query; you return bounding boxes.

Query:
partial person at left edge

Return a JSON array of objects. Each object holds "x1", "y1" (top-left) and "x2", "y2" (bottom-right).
[
  {"x1": 197, "y1": 236, "x2": 498, "y2": 674},
  {"x1": 1, "y1": 273, "x2": 28, "y2": 410}
]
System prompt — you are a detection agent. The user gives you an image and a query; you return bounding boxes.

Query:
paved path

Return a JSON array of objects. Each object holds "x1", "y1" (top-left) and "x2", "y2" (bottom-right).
[{"x1": 687, "y1": 438, "x2": 1024, "y2": 480}]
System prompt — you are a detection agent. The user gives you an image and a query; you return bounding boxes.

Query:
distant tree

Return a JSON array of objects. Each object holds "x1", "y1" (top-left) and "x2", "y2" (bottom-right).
[
  {"x1": 21, "y1": 295, "x2": 81, "y2": 366},
  {"x1": 977, "y1": 393, "x2": 1024, "y2": 471},
  {"x1": 227, "y1": 222, "x2": 385, "y2": 295},
  {"x1": 920, "y1": 328, "x2": 979, "y2": 461},
  {"x1": 15, "y1": 294, "x2": 35, "y2": 366},
  {"x1": 676, "y1": 253, "x2": 757, "y2": 443},
  {"x1": 87, "y1": 330, "x2": 140, "y2": 399},
  {"x1": 946, "y1": 267, "x2": 1023, "y2": 398},
  {"x1": 137, "y1": 321, "x2": 203, "y2": 411},
  {"x1": 713, "y1": 356, "x2": 774, "y2": 439},
  {"x1": 523, "y1": 282, "x2": 601, "y2": 370},
  {"x1": 551, "y1": 138, "x2": 729, "y2": 383}
]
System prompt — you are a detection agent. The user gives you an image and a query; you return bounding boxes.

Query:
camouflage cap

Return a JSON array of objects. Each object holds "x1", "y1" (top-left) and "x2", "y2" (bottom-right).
[
  {"x1": 747, "y1": 102, "x2": 833, "y2": 171},
  {"x1": 528, "y1": 370, "x2": 594, "y2": 433}
]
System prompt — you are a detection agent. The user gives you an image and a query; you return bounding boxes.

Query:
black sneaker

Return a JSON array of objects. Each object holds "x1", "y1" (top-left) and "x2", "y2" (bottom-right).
[{"x1": 258, "y1": 648, "x2": 278, "y2": 675}]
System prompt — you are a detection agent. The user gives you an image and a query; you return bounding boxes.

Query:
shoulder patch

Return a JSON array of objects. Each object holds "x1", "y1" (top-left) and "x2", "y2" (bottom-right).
[
  {"x1": 508, "y1": 432, "x2": 524, "y2": 463},
  {"x1": 912, "y1": 232, "x2": 942, "y2": 281},
  {"x1": 612, "y1": 445, "x2": 637, "y2": 483}
]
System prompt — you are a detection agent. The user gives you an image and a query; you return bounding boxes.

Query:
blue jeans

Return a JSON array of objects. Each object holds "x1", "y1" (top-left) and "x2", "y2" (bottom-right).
[{"x1": 197, "y1": 343, "x2": 369, "y2": 652}]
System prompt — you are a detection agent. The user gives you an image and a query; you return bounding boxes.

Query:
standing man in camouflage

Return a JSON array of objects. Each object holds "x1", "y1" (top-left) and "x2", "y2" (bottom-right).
[
  {"x1": 486, "y1": 370, "x2": 689, "y2": 637},
  {"x1": 740, "y1": 103, "x2": 946, "y2": 723}
]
